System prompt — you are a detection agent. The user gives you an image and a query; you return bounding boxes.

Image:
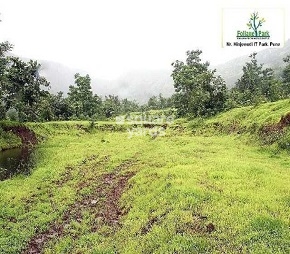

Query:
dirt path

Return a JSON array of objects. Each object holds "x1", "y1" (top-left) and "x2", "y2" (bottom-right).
[{"x1": 22, "y1": 160, "x2": 136, "y2": 254}]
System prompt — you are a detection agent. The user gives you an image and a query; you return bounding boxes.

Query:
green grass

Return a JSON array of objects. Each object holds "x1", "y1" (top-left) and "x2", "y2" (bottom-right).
[
  {"x1": 0, "y1": 101, "x2": 290, "y2": 253},
  {"x1": 206, "y1": 99, "x2": 290, "y2": 129},
  {"x1": 0, "y1": 121, "x2": 22, "y2": 150}
]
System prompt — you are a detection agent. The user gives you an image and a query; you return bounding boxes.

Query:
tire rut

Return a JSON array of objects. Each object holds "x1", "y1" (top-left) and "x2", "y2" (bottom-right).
[{"x1": 22, "y1": 160, "x2": 136, "y2": 254}]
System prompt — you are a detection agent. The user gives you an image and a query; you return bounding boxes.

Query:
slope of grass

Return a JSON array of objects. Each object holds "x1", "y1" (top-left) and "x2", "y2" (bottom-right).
[
  {"x1": 187, "y1": 99, "x2": 290, "y2": 152},
  {"x1": 0, "y1": 100, "x2": 290, "y2": 253},
  {"x1": 207, "y1": 99, "x2": 290, "y2": 129}
]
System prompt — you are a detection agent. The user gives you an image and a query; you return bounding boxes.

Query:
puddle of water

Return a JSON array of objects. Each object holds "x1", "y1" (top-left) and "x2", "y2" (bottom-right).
[{"x1": 0, "y1": 147, "x2": 35, "y2": 181}]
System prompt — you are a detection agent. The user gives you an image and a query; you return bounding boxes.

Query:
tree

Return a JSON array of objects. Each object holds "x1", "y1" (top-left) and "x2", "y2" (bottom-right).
[
  {"x1": 158, "y1": 93, "x2": 171, "y2": 109},
  {"x1": 282, "y1": 55, "x2": 290, "y2": 97},
  {"x1": 67, "y1": 73, "x2": 98, "y2": 119},
  {"x1": 233, "y1": 53, "x2": 282, "y2": 105},
  {"x1": 147, "y1": 95, "x2": 159, "y2": 110},
  {"x1": 38, "y1": 92, "x2": 73, "y2": 121},
  {"x1": 120, "y1": 98, "x2": 140, "y2": 114},
  {"x1": 3, "y1": 57, "x2": 50, "y2": 121},
  {"x1": 103, "y1": 95, "x2": 121, "y2": 118},
  {"x1": 171, "y1": 50, "x2": 227, "y2": 117},
  {"x1": 0, "y1": 41, "x2": 13, "y2": 119}
]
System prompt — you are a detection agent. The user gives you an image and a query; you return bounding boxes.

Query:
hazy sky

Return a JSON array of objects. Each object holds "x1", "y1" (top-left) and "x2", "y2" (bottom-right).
[{"x1": 0, "y1": 0, "x2": 289, "y2": 79}]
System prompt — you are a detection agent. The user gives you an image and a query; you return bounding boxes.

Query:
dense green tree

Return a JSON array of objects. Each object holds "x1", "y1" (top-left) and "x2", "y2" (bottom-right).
[
  {"x1": 38, "y1": 92, "x2": 73, "y2": 121},
  {"x1": 120, "y1": 98, "x2": 140, "y2": 114},
  {"x1": 3, "y1": 57, "x2": 50, "y2": 121},
  {"x1": 67, "y1": 73, "x2": 100, "y2": 119},
  {"x1": 0, "y1": 41, "x2": 13, "y2": 119},
  {"x1": 158, "y1": 93, "x2": 173, "y2": 109},
  {"x1": 171, "y1": 50, "x2": 227, "y2": 117},
  {"x1": 145, "y1": 94, "x2": 173, "y2": 110},
  {"x1": 103, "y1": 95, "x2": 121, "y2": 118},
  {"x1": 91, "y1": 94, "x2": 103, "y2": 119},
  {"x1": 282, "y1": 55, "x2": 290, "y2": 97},
  {"x1": 232, "y1": 53, "x2": 283, "y2": 106},
  {"x1": 147, "y1": 95, "x2": 159, "y2": 110}
]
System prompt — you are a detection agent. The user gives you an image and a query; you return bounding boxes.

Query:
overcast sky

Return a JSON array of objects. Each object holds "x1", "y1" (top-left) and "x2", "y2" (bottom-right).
[{"x1": 0, "y1": 0, "x2": 289, "y2": 79}]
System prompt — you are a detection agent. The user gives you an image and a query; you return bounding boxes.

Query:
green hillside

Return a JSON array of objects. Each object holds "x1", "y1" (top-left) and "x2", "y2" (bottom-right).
[{"x1": 207, "y1": 99, "x2": 290, "y2": 128}]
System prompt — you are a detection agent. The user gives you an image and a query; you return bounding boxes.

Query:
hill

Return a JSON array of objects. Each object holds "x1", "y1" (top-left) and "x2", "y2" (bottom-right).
[
  {"x1": 214, "y1": 39, "x2": 290, "y2": 88},
  {"x1": 207, "y1": 99, "x2": 290, "y2": 128},
  {"x1": 20, "y1": 39, "x2": 290, "y2": 102},
  {"x1": 39, "y1": 60, "x2": 174, "y2": 104}
]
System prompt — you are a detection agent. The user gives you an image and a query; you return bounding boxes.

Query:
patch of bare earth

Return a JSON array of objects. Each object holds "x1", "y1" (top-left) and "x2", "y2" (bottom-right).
[
  {"x1": 6, "y1": 126, "x2": 38, "y2": 146},
  {"x1": 22, "y1": 159, "x2": 136, "y2": 254},
  {"x1": 260, "y1": 112, "x2": 290, "y2": 136}
]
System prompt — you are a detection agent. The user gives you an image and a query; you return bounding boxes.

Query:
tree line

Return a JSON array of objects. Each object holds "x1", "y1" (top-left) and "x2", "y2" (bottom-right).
[
  {"x1": 1, "y1": 39, "x2": 290, "y2": 122},
  {"x1": 0, "y1": 41, "x2": 173, "y2": 122},
  {"x1": 171, "y1": 50, "x2": 290, "y2": 117}
]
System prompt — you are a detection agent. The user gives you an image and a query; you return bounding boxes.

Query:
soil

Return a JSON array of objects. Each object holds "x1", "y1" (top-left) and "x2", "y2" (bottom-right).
[
  {"x1": 260, "y1": 112, "x2": 290, "y2": 136},
  {"x1": 5, "y1": 126, "x2": 38, "y2": 146},
  {"x1": 279, "y1": 112, "x2": 290, "y2": 128}
]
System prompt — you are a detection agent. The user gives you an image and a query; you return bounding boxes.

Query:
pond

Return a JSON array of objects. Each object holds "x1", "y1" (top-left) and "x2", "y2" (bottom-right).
[{"x1": 0, "y1": 147, "x2": 35, "y2": 181}]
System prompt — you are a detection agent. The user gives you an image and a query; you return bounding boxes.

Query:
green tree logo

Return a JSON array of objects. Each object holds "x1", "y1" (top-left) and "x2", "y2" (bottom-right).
[{"x1": 246, "y1": 12, "x2": 266, "y2": 37}]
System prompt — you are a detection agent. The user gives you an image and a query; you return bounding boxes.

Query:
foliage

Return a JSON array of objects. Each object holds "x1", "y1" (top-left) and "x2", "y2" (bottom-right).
[
  {"x1": 231, "y1": 53, "x2": 285, "y2": 106},
  {"x1": 0, "y1": 41, "x2": 13, "y2": 120},
  {"x1": 0, "y1": 123, "x2": 22, "y2": 150},
  {"x1": 5, "y1": 107, "x2": 19, "y2": 121},
  {"x1": 120, "y1": 98, "x2": 140, "y2": 115},
  {"x1": 1, "y1": 55, "x2": 50, "y2": 121},
  {"x1": 102, "y1": 94, "x2": 121, "y2": 118},
  {"x1": 146, "y1": 94, "x2": 173, "y2": 110},
  {"x1": 67, "y1": 73, "x2": 100, "y2": 119},
  {"x1": 1, "y1": 34, "x2": 290, "y2": 123},
  {"x1": 282, "y1": 55, "x2": 290, "y2": 97},
  {"x1": 171, "y1": 50, "x2": 227, "y2": 117}
]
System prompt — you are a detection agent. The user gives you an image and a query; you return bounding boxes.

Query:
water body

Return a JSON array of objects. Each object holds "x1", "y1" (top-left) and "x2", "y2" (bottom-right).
[{"x1": 0, "y1": 147, "x2": 35, "y2": 181}]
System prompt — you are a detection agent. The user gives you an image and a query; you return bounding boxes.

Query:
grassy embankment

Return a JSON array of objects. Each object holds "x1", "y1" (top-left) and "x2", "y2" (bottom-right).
[
  {"x1": 0, "y1": 121, "x2": 22, "y2": 151},
  {"x1": 0, "y1": 100, "x2": 289, "y2": 253}
]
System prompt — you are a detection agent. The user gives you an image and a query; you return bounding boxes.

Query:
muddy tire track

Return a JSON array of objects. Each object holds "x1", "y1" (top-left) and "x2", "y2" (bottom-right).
[{"x1": 23, "y1": 159, "x2": 136, "y2": 254}]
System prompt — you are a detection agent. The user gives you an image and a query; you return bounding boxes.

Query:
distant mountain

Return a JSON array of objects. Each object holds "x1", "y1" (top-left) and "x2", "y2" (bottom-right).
[
  {"x1": 214, "y1": 39, "x2": 290, "y2": 88},
  {"x1": 23, "y1": 39, "x2": 290, "y2": 102},
  {"x1": 111, "y1": 69, "x2": 174, "y2": 103},
  {"x1": 38, "y1": 60, "x2": 174, "y2": 104}
]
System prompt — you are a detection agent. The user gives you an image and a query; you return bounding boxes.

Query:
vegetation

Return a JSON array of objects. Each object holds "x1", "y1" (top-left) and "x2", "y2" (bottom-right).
[
  {"x1": 282, "y1": 55, "x2": 290, "y2": 96},
  {"x1": 171, "y1": 50, "x2": 227, "y2": 117},
  {"x1": 0, "y1": 100, "x2": 289, "y2": 253},
  {"x1": 1, "y1": 16, "x2": 290, "y2": 254},
  {"x1": 230, "y1": 53, "x2": 285, "y2": 106},
  {"x1": 1, "y1": 34, "x2": 290, "y2": 121},
  {"x1": 0, "y1": 127, "x2": 21, "y2": 151},
  {"x1": 0, "y1": 41, "x2": 173, "y2": 122},
  {"x1": 0, "y1": 121, "x2": 23, "y2": 150}
]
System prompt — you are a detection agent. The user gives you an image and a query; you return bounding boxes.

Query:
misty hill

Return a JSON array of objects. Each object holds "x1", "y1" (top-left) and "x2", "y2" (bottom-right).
[
  {"x1": 214, "y1": 39, "x2": 290, "y2": 88},
  {"x1": 38, "y1": 61, "x2": 174, "y2": 104},
  {"x1": 31, "y1": 39, "x2": 290, "y2": 102}
]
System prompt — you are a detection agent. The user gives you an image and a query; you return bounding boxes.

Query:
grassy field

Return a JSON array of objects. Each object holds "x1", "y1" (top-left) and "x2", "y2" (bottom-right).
[{"x1": 0, "y1": 101, "x2": 290, "y2": 253}]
